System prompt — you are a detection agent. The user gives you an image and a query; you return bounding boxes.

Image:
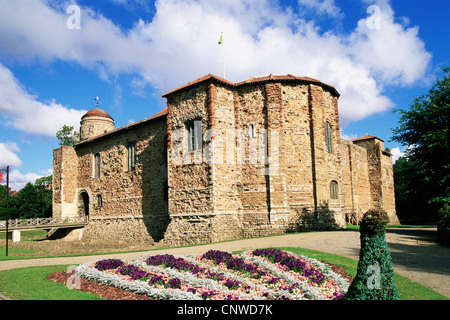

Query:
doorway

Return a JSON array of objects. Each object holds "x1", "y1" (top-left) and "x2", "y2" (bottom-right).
[{"x1": 79, "y1": 191, "x2": 90, "y2": 219}]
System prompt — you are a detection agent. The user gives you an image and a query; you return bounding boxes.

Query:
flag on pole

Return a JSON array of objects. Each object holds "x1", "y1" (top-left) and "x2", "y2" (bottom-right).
[
  {"x1": 0, "y1": 171, "x2": 3, "y2": 183},
  {"x1": 218, "y1": 34, "x2": 223, "y2": 45}
]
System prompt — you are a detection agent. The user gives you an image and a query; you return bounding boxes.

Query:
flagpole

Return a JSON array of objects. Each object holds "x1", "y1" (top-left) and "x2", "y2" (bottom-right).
[
  {"x1": 5, "y1": 166, "x2": 9, "y2": 256},
  {"x1": 219, "y1": 32, "x2": 225, "y2": 79},
  {"x1": 222, "y1": 39, "x2": 225, "y2": 79}
]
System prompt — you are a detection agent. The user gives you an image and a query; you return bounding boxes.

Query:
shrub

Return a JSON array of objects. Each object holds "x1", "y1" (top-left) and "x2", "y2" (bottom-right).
[
  {"x1": 359, "y1": 208, "x2": 389, "y2": 237},
  {"x1": 344, "y1": 209, "x2": 401, "y2": 300},
  {"x1": 437, "y1": 204, "x2": 450, "y2": 246}
]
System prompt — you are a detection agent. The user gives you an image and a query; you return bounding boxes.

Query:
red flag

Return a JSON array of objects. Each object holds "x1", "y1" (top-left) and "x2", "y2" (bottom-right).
[{"x1": 0, "y1": 171, "x2": 3, "y2": 183}]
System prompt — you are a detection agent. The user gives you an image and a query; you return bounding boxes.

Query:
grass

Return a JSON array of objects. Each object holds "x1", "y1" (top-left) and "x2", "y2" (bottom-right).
[
  {"x1": 0, "y1": 246, "x2": 447, "y2": 300},
  {"x1": 0, "y1": 265, "x2": 102, "y2": 300},
  {"x1": 0, "y1": 247, "x2": 49, "y2": 259},
  {"x1": 0, "y1": 230, "x2": 48, "y2": 240}
]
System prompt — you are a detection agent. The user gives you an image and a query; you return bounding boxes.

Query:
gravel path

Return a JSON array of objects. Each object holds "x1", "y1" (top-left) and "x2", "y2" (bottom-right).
[{"x1": 1, "y1": 227, "x2": 449, "y2": 299}]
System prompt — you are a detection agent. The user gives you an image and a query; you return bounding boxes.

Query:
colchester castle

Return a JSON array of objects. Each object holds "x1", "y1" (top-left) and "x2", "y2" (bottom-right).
[{"x1": 52, "y1": 74, "x2": 399, "y2": 246}]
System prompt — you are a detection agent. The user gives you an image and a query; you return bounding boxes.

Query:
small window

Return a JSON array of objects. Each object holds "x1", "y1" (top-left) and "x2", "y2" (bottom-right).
[
  {"x1": 325, "y1": 121, "x2": 333, "y2": 153},
  {"x1": 330, "y1": 180, "x2": 339, "y2": 199},
  {"x1": 249, "y1": 123, "x2": 257, "y2": 139},
  {"x1": 186, "y1": 121, "x2": 201, "y2": 152},
  {"x1": 94, "y1": 153, "x2": 101, "y2": 178},
  {"x1": 127, "y1": 143, "x2": 136, "y2": 171},
  {"x1": 97, "y1": 194, "x2": 102, "y2": 207}
]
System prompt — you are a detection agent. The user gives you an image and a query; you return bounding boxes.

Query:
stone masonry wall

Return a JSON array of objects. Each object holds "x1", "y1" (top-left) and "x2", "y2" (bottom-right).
[
  {"x1": 52, "y1": 146, "x2": 78, "y2": 219},
  {"x1": 306, "y1": 85, "x2": 346, "y2": 227},
  {"x1": 80, "y1": 116, "x2": 114, "y2": 141},
  {"x1": 53, "y1": 75, "x2": 399, "y2": 246},
  {"x1": 381, "y1": 149, "x2": 399, "y2": 223},
  {"x1": 74, "y1": 116, "x2": 168, "y2": 244},
  {"x1": 352, "y1": 138, "x2": 399, "y2": 224},
  {"x1": 339, "y1": 140, "x2": 372, "y2": 218},
  {"x1": 163, "y1": 79, "x2": 348, "y2": 245}
]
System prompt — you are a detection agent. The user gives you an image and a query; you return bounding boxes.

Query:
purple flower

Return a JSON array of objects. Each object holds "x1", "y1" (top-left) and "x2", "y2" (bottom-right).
[
  {"x1": 94, "y1": 259, "x2": 125, "y2": 271},
  {"x1": 149, "y1": 274, "x2": 166, "y2": 286},
  {"x1": 252, "y1": 248, "x2": 327, "y2": 285},
  {"x1": 117, "y1": 264, "x2": 151, "y2": 281},
  {"x1": 201, "y1": 250, "x2": 266, "y2": 279}
]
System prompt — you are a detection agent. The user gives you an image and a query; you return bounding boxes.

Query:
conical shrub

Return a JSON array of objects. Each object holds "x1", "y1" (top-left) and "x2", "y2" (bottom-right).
[{"x1": 343, "y1": 209, "x2": 401, "y2": 300}]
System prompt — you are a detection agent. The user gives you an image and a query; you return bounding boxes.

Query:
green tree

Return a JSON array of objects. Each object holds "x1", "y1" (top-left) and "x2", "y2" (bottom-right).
[
  {"x1": 393, "y1": 157, "x2": 433, "y2": 223},
  {"x1": 391, "y1": 67, "x2": 450, "y2": 222},
  {"x1": 0, "y1": 189, "x2": 20, "y2": 220},
  {"x1": 0, "y1": 177, "x2": 52, "y2": 220},
  {"x1": 35, "y1": 175, "x2": 52, "y2": 188},
  {"x1": 56, "y1": 125, "x2": 79, "y2": 146}
]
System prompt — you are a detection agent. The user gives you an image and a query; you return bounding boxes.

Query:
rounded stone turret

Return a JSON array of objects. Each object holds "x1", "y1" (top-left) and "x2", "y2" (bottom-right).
[{"x1": 80, "y1": 107, "x2": 114, "y2": 141}]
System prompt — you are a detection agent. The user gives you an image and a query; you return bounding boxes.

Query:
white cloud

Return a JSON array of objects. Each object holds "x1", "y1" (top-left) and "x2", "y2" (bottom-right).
[
  {"x1": 0, "y1": 63, "x2": 86, "y2": 136},
  {"x1": 0, "y1": 0, "x2": 432, "y2": 127},
  {"x1": 340, "y1": 131, "x2": 358, "y2": 141},
  {"x1": 349, "y1": 0, "x2": 432, "y2": 85},
  {"x1": 0, "y1": 143, "x2": 22, "y2": 168},
  {"x1": 7, "y1": 169, "x2": 42, "y2": 191},
  {"x1": 0, "y1": 143, "x2": 43, "y2": 190},
  {"x1": 297, "y1": 0, "x2": 343, "y2": 18},
  {"x1": 390, "y1": 146, "x2": 405, "y2": 163}
]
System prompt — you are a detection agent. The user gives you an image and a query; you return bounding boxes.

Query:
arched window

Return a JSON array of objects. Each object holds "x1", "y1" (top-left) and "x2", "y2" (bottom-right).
[
  {"x1": 94, "y1": 153, "x2": 101, "y2": 178},
  {"x1": 330, "y1": 180, "x2": 339, "y2": 199},
  {"x1": 127, "y1": 143, "x2": 136, "y2": 171},
  {"x1": 325, "y1": 121, "x2": 333, "y2": 153},
  {"x1": 97, "y1": 194, "x2": 103, "y2": 207}
]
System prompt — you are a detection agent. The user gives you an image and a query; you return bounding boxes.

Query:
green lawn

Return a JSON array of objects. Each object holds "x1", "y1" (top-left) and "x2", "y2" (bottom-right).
[
  {"x1": 0, "y1": 265, "x2": 102, "y2": 300},
  {"x1": 0, "y1": 246, "x2": 447, "y2": 300}
]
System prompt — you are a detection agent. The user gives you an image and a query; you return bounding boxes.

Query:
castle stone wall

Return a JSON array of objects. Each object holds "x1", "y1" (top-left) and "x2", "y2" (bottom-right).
[
  {"x1": 52, "y1": 146, "x2": 78, "y2": 219},
  {"x1": 73, "y1": 116, "x2": 168, "y2": 244},
  {"x1": 53, "y1": 74, "x2": 399, "y2": 246}
]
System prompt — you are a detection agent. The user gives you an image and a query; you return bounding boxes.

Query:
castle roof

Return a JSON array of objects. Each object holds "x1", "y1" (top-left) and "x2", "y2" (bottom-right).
[
  {"x1": 76, "y1": 108, "x2": 167, "y2": 146},
  {"x1": 352, "y1": 135, "x2": 384, "y2": 142},
  {"x1": 82, "y1": 107, "x2": 114, "y2": 121},
  {"x1": 162, "y1": 73, "x2": 340, "y2": 98}
]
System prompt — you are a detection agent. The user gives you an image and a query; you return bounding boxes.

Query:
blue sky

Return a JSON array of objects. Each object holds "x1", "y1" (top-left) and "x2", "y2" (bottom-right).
[{"x1": 0, "y1": 0, "x2": 448, "y2": 190}]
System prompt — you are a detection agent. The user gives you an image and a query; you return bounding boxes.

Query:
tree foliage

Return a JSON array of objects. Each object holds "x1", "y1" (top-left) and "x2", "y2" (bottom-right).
[
  {"x1": 56, "y1": 124, "x2": 79, "y2": 146},
  {"x1": 391, "y1": 67, "x2": 450, "y2": 222},
  {"x1": 0, "y1": 177, "x2": 52, "y2": 220}
]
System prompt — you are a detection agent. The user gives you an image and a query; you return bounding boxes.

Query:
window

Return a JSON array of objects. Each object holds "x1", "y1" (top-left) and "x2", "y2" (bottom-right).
[
  {"x1": 330, "y1": 180, "x2": 339, "y2": 199},
  {"x1": 94, "y1": 153, "x2": 101, "y2": 178},
  {"x1": 325, "y1": 121, "x2": 333, "y2": 153},
  {"x1": 249, "y1": 123, "x2": 257, "y2": 139},
  {"x1": 186, "y1": 121, "x2": 201, "y2": 152},
  {"x1": 127, "y1": 143, "x2": 136, "y2": 171},
  {"x1": 97, "y1": 194, "x2": 102, "y2": 207}
]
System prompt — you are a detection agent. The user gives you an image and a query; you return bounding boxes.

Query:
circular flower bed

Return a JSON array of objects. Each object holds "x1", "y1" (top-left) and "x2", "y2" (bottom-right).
[{"x1": 75, "y1": 248, "x2": 349, "y2": 300}]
